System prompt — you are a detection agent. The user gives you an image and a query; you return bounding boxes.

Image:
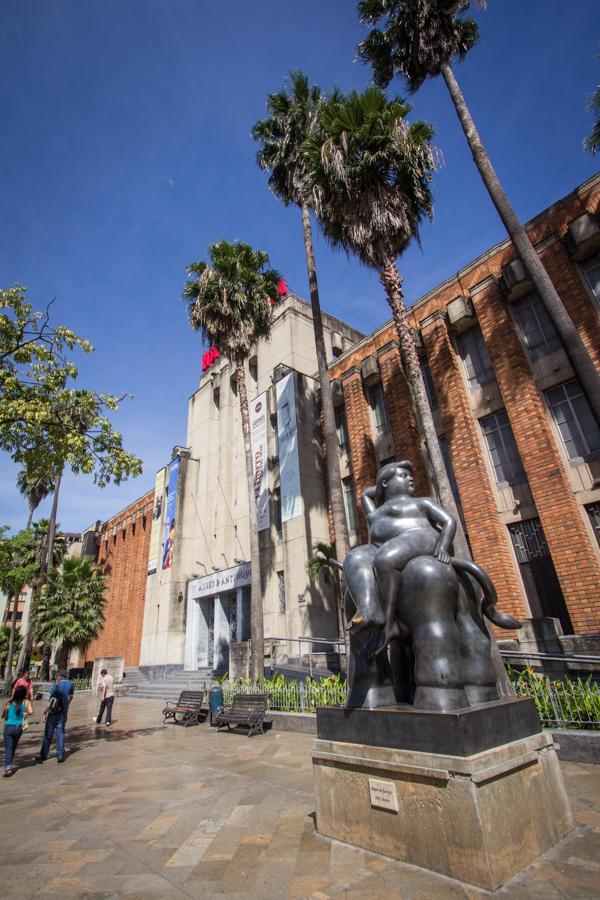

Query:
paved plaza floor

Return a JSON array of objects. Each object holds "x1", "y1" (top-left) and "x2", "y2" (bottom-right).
[{"x1": 1, "y1": 696, "x2": 599, "y2": 899}]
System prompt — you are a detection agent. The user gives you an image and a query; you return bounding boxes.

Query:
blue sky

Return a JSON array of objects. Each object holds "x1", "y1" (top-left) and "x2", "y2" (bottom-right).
[{"x1": 1, "y1": 0, "x2": 598, "y2": 533}]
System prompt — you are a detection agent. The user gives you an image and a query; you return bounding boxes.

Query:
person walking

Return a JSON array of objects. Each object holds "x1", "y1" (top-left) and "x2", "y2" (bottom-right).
[
  {"x1": 12, "y1": 672, "x2": 33, "y2": 702},
  {"x1": 35, "y1": 670, "x2": 74, "y2": 764},
  {"x1": 3, "y1": 685, "x2": 33, "y2": 777},
  {"x1": 94, "y1": 669, "x2": 115, "y2": 726}
]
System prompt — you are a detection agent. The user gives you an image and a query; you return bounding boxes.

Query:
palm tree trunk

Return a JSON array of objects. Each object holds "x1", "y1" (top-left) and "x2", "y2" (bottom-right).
[
  {"x1": 235, "y1": 353, "x2": 264, "y2": 684},
  {"x1": 26, "y1": 506, "x2": 34, "y2": 530},
  {"x1": 301, "y1": 203, "x2": 351, "y2": 658},
  {"x1": 380, "y1": 259, "x2": 469, "y2": 557},
  {"x1": 4, "y1": 595, "x2": 18, "y2": 687},
  {"x1": 380, "y1": 258, "x2": 513, "y2": 696},
  {"x1": 39, "y1": 470, "x2": 62, "y2": 680},
  {"x1": 440, "y1": 61, "x2": 600, "y2": 424}
]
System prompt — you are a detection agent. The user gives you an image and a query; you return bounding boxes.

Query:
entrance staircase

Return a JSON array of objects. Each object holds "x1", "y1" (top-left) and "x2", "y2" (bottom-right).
[{"x1": 121, "y1": 666, "x2": 214, "y2": 701}]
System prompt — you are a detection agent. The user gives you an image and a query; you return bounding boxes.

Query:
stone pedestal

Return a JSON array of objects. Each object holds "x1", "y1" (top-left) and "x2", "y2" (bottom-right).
[{"x1": 312, "y1": 702, "x2": 573, "y2": 890}]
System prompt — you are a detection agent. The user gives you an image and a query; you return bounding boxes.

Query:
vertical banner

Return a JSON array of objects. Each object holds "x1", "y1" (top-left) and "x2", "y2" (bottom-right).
[
  {"x1": 276, "y1": 372, "x2": 303, "y2": 522},
  {"x1": 250, "y1": 392, "x2": 270, "y2": 531},
  {"x1": 147, "y1": 468, "x2": 167, "y2": 575},
  {"x1": 162, "y1": 456, "x2": 180, "y2": 570}
]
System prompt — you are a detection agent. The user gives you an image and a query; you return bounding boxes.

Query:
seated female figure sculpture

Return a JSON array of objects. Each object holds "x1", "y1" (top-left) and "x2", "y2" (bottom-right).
[{"x1": 341, "y1": 460, "x2": 521, "y2": 709}]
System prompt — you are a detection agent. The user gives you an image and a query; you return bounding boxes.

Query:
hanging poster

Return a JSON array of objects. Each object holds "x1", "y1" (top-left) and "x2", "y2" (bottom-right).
[
  {"x1": 276, "y1": 372, "x2": 303, "y2": 522},
  {"x1": 250, "y1": 392, "x2": 270, "y2": 531},
  {"x1": 162, "y1": 456, "x2": 180, "y2": 570},
  {"x1": 147, "y1": 467, "x2": 167, "y2": 575}
]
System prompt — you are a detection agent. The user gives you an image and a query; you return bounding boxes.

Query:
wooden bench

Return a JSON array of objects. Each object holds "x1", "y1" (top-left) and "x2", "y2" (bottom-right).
[
  {"x1": 162, "y1": 690, "x2": 206, "y2": 727},
  {"x1": 214, "y1": 693, "x2": 269, "y2": 737}
]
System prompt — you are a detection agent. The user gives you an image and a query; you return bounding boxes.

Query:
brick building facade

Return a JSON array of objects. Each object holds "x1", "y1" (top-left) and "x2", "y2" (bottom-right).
[
  {"x1": 83, "y1": 491, "x2": 154, "y2": 667},
  {"x1": 329, "y1": 174, "x2": 600, "y2": 636}
]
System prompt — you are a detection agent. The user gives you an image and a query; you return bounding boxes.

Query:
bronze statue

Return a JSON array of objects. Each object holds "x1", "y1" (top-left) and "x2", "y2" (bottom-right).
[{"x1": 336, "y1": 460, "x2": 521, "y2": 712}]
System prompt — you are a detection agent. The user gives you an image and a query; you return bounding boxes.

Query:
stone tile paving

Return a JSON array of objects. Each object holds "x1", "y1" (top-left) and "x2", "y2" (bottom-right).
[{"x1": 1, "y1": 696, "x2": 599, "y2": 898}]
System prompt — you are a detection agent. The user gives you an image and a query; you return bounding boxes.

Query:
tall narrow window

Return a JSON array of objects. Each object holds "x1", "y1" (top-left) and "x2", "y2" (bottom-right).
[
  {"x1": 481, "y1": 410, "x2": 526, "y2": 486},
  {"x1": 335, "y1": 406, "x2": 350, "y2": 454},
  {"x1": 367, "y1": 382, "x2": 390, "y2": 436},
  {"x1": 420, "y1": 358, "x2": 438, "y2": 410},
  {"x1": 342, "y1": 477, "x2": 359, "y2": 534},
  {"x1": 277, "y1": 571, "x2": 286, "y2": 614},
  {"x1": 456, "y1": 327, "x2": 495, "y2": 389},
  {"x1": 545, "y1": 379, "x2": 600, "y2": 461},
  {"x1": 586, "y1": 502, "x2": 600, "y2": 549},
  {"x1": 513, "y1": 293, "x2": 561, "y2": 361},
  {"x1": 580, "y1": 253, "x2": 600, "y2": 308}
]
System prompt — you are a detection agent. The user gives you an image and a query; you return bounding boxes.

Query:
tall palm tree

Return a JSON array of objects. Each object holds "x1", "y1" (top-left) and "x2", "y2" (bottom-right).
[
  {"x1": 303, "y1": 87, "x2": 468, "y2": 557},
  {"x1": 358, "y1": 0, "x2": 600, "y2": 424},
  {"x1": 34, "y1": 555, "x2": 106, "y2": 670},
  {"x1": 183, "y1": 241, "x2": 279, "y2": 683},
  {"x1": 584, "y1": 79, "x2": 600, "y2": 155},
  {"x1": 15, "y1": 516, "x2": 66, "y2": 674},
  {"x1": 252, "y1": 73, "x2": 351, "y2": 586},
  {"x1": 0, "y1": 528, "x2": 37, "y2": 685},
  {"x1": 16, "y1": 468, "x2": 55, "y2": 529}
]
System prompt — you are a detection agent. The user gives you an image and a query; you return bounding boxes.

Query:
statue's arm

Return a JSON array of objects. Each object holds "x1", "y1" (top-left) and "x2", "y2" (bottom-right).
[
  {"x1": 420, "y1": 498, "x2": 456, "y2": 564},
  {"x1": 361, "y1": 486, "x2": 377, "y2": 517}
]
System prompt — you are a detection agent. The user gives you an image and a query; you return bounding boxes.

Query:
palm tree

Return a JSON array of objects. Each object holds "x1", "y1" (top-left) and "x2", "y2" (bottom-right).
[
  {"x1": 252, "y1": 73, "x2": 351, "y2": 583},
  {"x1": 34, "y1": 555, "x2": 106, "y2": 671},
  {"x1": 17, "y1": 467, "x2": 55, "y2": 529},
  {"x1": 358, "y1": 0, "x2": 600, "y2": 424},
  {"x1": 303, "y1": 87, "x2": 468, "y2": 557},
  {"x1": 15, "y1": 517, "x2": 66, "y2": 674},
  {"x1": 183, "y1": 240, "x2": 279, "y2": 683},
  {"x1": 584, "y1": 80, "x2": 600, "y2": 155}
]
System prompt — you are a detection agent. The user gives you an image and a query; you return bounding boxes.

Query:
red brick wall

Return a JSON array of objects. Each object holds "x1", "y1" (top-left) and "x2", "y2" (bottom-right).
[
  {"x1": 84, "y1": 491, "x2": 154, "y2": 666},
  {"x1": 328, "y1": 176, "x2": 600, "y2": 633}
]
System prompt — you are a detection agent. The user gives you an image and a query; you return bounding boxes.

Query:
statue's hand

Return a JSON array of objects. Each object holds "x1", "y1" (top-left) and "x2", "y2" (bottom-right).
[{"x1": 434, "y1": 544, "x2": 451, "y2": 564}]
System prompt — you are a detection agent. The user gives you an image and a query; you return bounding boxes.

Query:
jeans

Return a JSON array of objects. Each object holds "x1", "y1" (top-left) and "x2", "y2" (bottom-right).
[
  {"x1": 40, "y1": 713, "x2": 66, "y2": 760},
  {"x1": 97, "y1": 696, "x2": 114, "y2": 724},
  {"x1": 3, "y1": 724, "x2": 23, "y2": 770}
]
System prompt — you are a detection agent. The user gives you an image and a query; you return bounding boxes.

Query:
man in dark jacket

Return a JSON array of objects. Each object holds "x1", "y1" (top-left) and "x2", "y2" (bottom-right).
[{"x1": 35, "y1": 671, "x2": 74, "y2": 764}]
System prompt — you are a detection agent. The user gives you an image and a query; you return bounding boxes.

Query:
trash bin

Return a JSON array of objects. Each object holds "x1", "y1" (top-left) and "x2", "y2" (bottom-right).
[{"x1": 209, "y1": 686, "x2": 224, "y2": 726}]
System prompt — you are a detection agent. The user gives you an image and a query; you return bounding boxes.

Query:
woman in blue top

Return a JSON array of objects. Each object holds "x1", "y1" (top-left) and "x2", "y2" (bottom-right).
[{"x1": 3, "y1": 684, "x2": 33, "y2": 777}]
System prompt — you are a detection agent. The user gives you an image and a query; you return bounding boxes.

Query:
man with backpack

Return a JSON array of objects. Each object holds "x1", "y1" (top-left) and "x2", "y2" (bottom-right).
[{"x1": 35, "y1": 670, "x2": 74, "y2": 764}]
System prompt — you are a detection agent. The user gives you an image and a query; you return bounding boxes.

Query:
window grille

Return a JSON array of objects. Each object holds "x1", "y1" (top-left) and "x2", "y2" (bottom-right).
[
  {"x1": 420, "y1": 358, "x2": 438, "y2": 409},
  {"x1": 342, "y1": 477, "x2": 359, "y2": 534},
  {"x1": 457, "y1": 327, "x2": 495, "y2": 389},
  {"x1": 585, "y1": 503, "x2": 600, "y2": 549},
  {"x1": 367, "y1": 382, "x2": 390, "y2": 436},
  {"x1": 335, "y1": 406, "x2": 349, "y2": 454},
  {"x1": 545, "y1": 379, "x2": 600, "y2": 461},
  {"x1": 481, "y1": 410, "x2": 526, "y2": 486},
  {"x1": 580, "y1": 253, "x2": 600, "y2": 308},
  {"x1": 514, "y1": 293, "x2": 561, "y2": 361}
]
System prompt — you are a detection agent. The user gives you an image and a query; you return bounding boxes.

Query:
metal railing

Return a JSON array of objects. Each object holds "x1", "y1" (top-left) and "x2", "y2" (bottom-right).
[
  {"x1": 510, "y1": 673, "x2": 600, "y2": 729},
  {"x1": 500, "y1": 650, "x2": 600, "y2": 666},
  {"x1": 265, "y1": 635, "x2": 345, "y2": 678}
]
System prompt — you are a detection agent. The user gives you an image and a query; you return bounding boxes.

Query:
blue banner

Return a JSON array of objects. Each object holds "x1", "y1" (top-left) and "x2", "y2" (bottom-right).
[{"x1": 162, "y1": 456, "x2": 180, "y2": 570}]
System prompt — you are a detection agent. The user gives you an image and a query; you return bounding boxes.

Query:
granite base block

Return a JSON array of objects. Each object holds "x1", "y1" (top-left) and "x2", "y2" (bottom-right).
[
  {"x1": 312, "y1": 730, "x2": 573, "y2": 890},
  {"x1": 316, "y1": 696, "x2": 541, "y2": 756}
]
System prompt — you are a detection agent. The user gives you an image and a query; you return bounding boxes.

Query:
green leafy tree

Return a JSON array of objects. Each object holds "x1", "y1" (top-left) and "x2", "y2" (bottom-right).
[
  {"x1": 357, "y1": 0, "x2": 600, "y2": 424},
  {"x1": 34, "y1": 555, "x2": 106, "y2": 670},
  {"x1": 252, "y1": 73, "x2": 351, "y2": 577},
  {"x1": 16, "y1": 467, "x2": 55, "y2": 529},
  {"x1": 0, "y1": 286, "x2": 142, "y2": 486},
  {"x1": 183, "y1": 241, "x2": 279, "y2": 683},
  {"x1": 0, "y1": 528, "x2": 38, "y2": 684},
  {"x1": 303, "y1": 87, "x2": 468, "y2": 557}
]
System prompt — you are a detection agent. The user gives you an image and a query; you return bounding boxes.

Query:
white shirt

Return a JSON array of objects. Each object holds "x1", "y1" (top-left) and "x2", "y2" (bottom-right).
[{"x1": 101, "y1": 674, "x2": 115, "y2": 699}]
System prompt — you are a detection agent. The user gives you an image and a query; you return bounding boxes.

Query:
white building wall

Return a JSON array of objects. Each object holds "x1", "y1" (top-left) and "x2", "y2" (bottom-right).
[{"x1": 139, "y1": 294, "x2": 364, "y2": 669}]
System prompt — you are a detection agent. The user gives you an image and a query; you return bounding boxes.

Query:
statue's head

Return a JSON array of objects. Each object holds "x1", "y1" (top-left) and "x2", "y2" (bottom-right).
[{"x1": 375, "y1": 460, "x2": 414, "y2": 503}]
